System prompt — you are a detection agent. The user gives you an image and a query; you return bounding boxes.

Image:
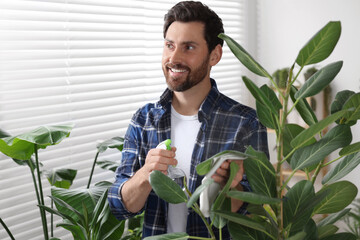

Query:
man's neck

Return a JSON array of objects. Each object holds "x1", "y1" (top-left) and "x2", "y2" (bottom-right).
[{"x1": 171, "y1": 78, "x2": 212, "y2": 116}]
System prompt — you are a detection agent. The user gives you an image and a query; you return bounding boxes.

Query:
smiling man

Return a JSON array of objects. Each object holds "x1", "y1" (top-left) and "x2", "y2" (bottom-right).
[{"x1": 108, "y1": 1, "x2": 268, "y2": 239}]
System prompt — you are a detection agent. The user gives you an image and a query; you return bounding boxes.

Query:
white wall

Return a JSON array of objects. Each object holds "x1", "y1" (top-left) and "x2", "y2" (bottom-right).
[{"x1": 256, "y1": 0, "x2": 360, "y2": 195}]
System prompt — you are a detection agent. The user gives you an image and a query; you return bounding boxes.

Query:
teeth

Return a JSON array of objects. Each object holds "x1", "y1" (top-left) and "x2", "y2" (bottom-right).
[{"x1": 171, "y1": 68, "x2": 186, "y2": 73}]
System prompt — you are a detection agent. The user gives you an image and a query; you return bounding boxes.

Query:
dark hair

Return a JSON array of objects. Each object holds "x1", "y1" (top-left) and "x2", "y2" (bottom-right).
[{"x1": 163, "y1": 1, "x2": 224, "y2": 52}]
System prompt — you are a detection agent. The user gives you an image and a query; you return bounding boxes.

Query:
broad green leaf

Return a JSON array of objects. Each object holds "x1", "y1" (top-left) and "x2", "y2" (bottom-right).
[
  {"x1": 302, "y1": 219, "x2": 318, "y2": 240},
  {"x1": 317, "y1": 208, "x2": 351, "y2": 227},
  {"x1": 340, "y1": 141, "x2": 360, "y2": 156},
  {"x1": 256, "y1": 85, "x2": 282, "y2": 130},
  {"x1": 314, "y1": 181, "x2": 358, "y2": 214},
  {"x1": 49, "y1": 195, "x2": 86, "y2": 227},
  {"x1": 0, "y1": 124, "x2": 74, "y2": 160},
  {"x1": 322, "y1": 152, "x2": 360, "y2": 184},
  {"x1": 243, "y1": 76, "x2": 279, "y2": 116},
  {"x1": 186, "y1": 177, "x2": 213, "y2": 208},
  {"x1": 56, "y1": 223, "x2": 87, "y2": 240},
  {"x1": 96, "y1": 159, "x2": 119, "y2": 172},
  {"x1": 149, "y1": 170, "x2": 187, "y2": 204},
  {"x1": 52, "y1": 184, "x2": 108, "y2": 221},
  {"x1": 291, "y1": 109, "x2": 347, "y2": 148},
  {"x1": 331, "y1": 90, "x2": 355, "y2": 115},
  {"x1": 342, "y1": 92, "x2": 360, "y2": 123},
  {"x1": 256, "y1": 101, "x2": 277, "y2": 130},
  {"x1": 212, "y1": 196, "x2": 231, "y2": 229},
  {"x1": 290, "y1": 86, "x2": 318, "y2": 126},
  {"x1": 318, "y1": 225, "x2": 339, "y2": 239},
  {"x1": 260, "y1": 84, "x2": 282, "y2": 110},
  {"x1": 219, "y1": 33, "x2": 271, "y2": 78},
  {"x1": 195, "y1": 150, "x2": 248, "y2": 176},
  {"x1": 294, "y1": 61, "x2": 343, "y2": 99},
  {"x1": 144, "y1": 232, "x2": 189, "y2": 240},
  {"x1": 39, "y1": 204, "x2": 79, "y2": 226},
  {"x1": 211, "y1": 162, "x2": 238, "y2": 228},
  {"x1": 45, "y1": 168, "x2": 77, "y2": 189},
  {"x1": 228, "y1": 222, "x2": 271, "y2": 240},
  {"x1": 320, "y1": 232, "x2": 357, "y2": 240},
  {"x1": 101, "y1": 220, "x2": 125, "y2": 240},
  {"x1": 244, "y1": 146, "x2": 276, "y2": 198},
  {"x1": 96, "y1": 137, "x2": 124, "y2": 153},
  {"x1": 287, "y1": 232, "x2": 307, "y2": 240},
  {"x1": 214, "y1": 210, "x2": 267, "y2": 233},
  {"x1": 283, "y1": 180, "x2": 315, "y2": 233},
  {"x1": 290, "y1": 125, "x2": 352, "y2": 171},
  {"x1": 283, "y1": 124, "x2": 315, "y2": 159},
  {"x1": 90, "y1": 188, "x2": 108, "y2": 228},
  {"x1": 296, "y1": 21, "x2": 341, "y2": 66},
  {"x1": 227, "y1": 191, "x2": 281, "y2": 205}
]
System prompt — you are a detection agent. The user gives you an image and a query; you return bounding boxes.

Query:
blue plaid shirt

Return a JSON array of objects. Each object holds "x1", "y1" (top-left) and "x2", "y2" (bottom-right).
[{"x1": 108, "y1": 79, "x2": 268, "y2": 239}]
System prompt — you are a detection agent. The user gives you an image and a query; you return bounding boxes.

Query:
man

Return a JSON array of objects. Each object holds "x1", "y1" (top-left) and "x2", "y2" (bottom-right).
[{"x1": 108, "y1": 1, "x2": 268, "y2": 238}]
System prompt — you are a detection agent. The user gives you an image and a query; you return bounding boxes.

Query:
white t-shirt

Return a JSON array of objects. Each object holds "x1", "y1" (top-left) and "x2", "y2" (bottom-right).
[{"x1": 167, "y1": 105, "x2": 202, "y2": 233}]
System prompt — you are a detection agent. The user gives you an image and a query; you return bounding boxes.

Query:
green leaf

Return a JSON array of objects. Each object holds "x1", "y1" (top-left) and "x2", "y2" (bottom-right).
[
  {"x1": 331, "y1": 90, "x2": 355, "y2": 114},
  {"x1": 44, "y1": 168, "x2": 77, "y2": 189},
  {"x1": 283, "y1": 180, "x2": 315, "y2": 233},
  {"x1": 243, "y1": 76, "x2": 279, "y2": 116},
  {"x1": 294, "y1": 61, "x2": 343, "y2": 99},
  {"x1": 314, "y1": 181, "x2": 358, "y2": 214},
  {"x1": 195, "y1": 150, "x2": 248, "y2": 176},
  {"x1": 0, "y1": 124, "x2": 74, "y2": 160},
  {"x1": 320, "y1": 232, "x2": 357, "y2": 240},
  {"x1": 317, "y1": 208, "x2": 351, "y2": 227},
  {"x1": 302, "y1": 219, "x2": 318, "y2": 240},
  {"x1": 256, "y1": 85, "x2": 282, "y2": 130},
  {"x1": 96, "y1": 159, "x2": 119, "y2": 172},
  {"x1": 322, "y1": 152, "x2": 360, "y2": 184},
  {"x1": 291, "y1": 109, "x2": 347, "y2": 148},
  {"x1": 286, "y1": 232, "x2": 307, "y2": 240},
  {"x1": 317, "y1": 225, "x2": 339, "y2": 239},
  {"x1": 96, "y1": 136, "x2": 124, "y2": 153},
  {"x1": 283, "y1": 124, "x2": 315, "y2": 159},
  {"x1": 56, "y1": 223, "x2": 87, "y2": 240},
  {"x1": 342, "y1": 92, "x2": 360, "y2": 123},
  {"x1": 211, "y1": 162, "x2": 239, "y2": 228},
  {"x1": 296, "y1": 21, "x2": 341, "y2": 66},
  {"x1": 256, "y1": 101, "x2": 278, "y2": 130},
  {"x1": 290, "y1": 124, "x2": 352, "y2": 171},
  {"x1": 212, "y1": 196, "x2": 231, "y2": 229},
  {"x1": 228, "y1": 221, "x2": 271, "y2": 240},
  {"x1": 186, "y1": 177, "x2": 213, "y2": 208},
  {"x1": 244, "y1": 146, "x2": 276, "y2": 198},
  {"x1": 51, "y1": 184, "x2": 108, "y2": 222},
  {"x1": 149, "y1": 170, "x2": 187, "y2": 204},
  {"x1": 144, "y1": 232, "x2": 189, "y2": 240},
  {"x1": 340, "y1": 142, "x2": 360, "y2": 156},
  {"x1": 227, "y1": 191, "x2": 281, "y2": 205},
  {"x1": 290, "y1": 86, "x2": 318, "y2": 126},
  {"x1": 218, "y1": 33, "x2": 270, "y2": 78}
]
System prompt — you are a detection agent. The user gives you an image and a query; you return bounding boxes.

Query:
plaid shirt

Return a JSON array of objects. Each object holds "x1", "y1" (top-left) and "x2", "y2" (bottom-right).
[{"x1": 108, "y1": 79, "x2": 268, "y2": 239}]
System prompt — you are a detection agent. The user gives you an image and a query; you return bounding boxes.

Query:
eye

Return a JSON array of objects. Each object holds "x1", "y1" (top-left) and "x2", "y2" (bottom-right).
[
  {"x1": 185, "y1": 45, "x2": 194, "y2": 50},
  {"x1": 165, "y1": 42, "x2": 174, "y2": 50}
]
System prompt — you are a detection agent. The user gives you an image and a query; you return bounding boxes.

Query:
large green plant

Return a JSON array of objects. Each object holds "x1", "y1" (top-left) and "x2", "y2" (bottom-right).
[{"x1": 147, "y1": 21, "x2": 360, "y2": 239}]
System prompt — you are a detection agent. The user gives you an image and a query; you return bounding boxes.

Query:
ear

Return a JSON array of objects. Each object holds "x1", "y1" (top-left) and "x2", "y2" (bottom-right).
[{"x1": 209, "y1": 44, "x2": 222, "y2": 67}]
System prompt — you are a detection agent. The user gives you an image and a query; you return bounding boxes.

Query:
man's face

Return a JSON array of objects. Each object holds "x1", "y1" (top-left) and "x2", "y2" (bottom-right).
[{"x1": 162, "y1": 21, "x2": 211, "y2": 92}]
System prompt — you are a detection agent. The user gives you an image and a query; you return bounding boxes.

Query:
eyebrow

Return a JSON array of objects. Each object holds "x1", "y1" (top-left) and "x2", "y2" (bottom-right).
[{"x1": 164, "y1": 38, "x2": 199, "y2": 46}]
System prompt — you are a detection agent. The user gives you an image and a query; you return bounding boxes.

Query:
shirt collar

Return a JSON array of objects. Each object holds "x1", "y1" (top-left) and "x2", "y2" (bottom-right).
[{"x1": 157, "y1": 78, "x2": 220, "y2": 121}]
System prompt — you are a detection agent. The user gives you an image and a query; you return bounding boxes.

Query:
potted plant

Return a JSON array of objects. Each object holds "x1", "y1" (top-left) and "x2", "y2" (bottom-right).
[{"x1": 147, "y1": 21, "x2": 360, "y2": 239}]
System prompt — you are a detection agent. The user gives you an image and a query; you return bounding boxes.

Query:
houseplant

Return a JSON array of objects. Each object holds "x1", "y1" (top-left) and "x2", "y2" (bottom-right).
[{"x1": 147, "y1": 21, "x2": 360, "y2": 239}]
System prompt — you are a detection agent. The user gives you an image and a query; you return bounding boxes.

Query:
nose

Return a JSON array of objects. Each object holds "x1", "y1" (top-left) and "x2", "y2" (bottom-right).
[{"x1": 169, "y1": 47, "x2": 183, "y2": 64}]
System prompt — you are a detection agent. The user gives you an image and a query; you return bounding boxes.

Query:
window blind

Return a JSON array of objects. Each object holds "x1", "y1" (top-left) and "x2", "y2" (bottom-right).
[{"x1": 0, "y1": 0, "x2": 247, "y2": 239}]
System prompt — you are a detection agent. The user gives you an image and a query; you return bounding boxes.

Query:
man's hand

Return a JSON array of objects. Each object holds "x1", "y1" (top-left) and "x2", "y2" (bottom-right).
[
  {"x1": 211, "y1": 159, "x2": 244, "y2": 189},
  {"x1": 143, "y1": 147, "x2": 177, "y2": 177},
  {"x1": 211, "y1": 159, "x2": 244, "y2": 212},
  {"x1": 121, "y1": 147, "x2": 177, "y2": 213}
]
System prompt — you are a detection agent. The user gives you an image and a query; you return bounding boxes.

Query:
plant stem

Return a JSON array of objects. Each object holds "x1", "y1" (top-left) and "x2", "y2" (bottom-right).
[
  {"x1": 311, "y1": 159, "x2": 325, "y2": 184},
  {"x1": 0, "y1": 218, "x2": 15, "y2": 240},
  {"x1": 35, "y1": 145, "x2": 49, "y2": 240},
  {"x1": 87, "y1": 151, "x2": 100, "y2": 188},
  {"x1": 322, "y1": 155, "x2": 342, "y2": 167},
  {"x1": 191, "y1": 203, "x2": 216, "y2": 239}
]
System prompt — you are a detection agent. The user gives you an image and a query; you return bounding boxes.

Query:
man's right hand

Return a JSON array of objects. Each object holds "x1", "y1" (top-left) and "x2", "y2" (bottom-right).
[{"x1": 120, "y1": 147, "x2": 177, "y2": 213}]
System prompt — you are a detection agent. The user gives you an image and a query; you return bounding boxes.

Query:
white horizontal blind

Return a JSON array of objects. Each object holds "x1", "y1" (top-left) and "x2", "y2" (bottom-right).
[{"x1": 0, "y1": 0, "x2": 246, "y2": 239}]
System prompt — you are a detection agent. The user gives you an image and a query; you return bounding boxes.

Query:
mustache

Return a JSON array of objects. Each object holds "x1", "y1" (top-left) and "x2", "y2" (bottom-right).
[{"x1": 165, "y1": 62, "x2": 190, "y2": 71}]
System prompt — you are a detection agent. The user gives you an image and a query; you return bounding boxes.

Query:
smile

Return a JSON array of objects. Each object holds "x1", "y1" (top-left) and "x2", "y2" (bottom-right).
[{"x1": 170, "y1": 68, "x2": 187, "y2": 73}]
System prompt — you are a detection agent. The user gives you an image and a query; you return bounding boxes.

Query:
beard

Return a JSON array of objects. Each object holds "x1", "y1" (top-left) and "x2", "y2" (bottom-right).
[{"x1": 162, "y1": 55, "x2": 210, "y2": 92}]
